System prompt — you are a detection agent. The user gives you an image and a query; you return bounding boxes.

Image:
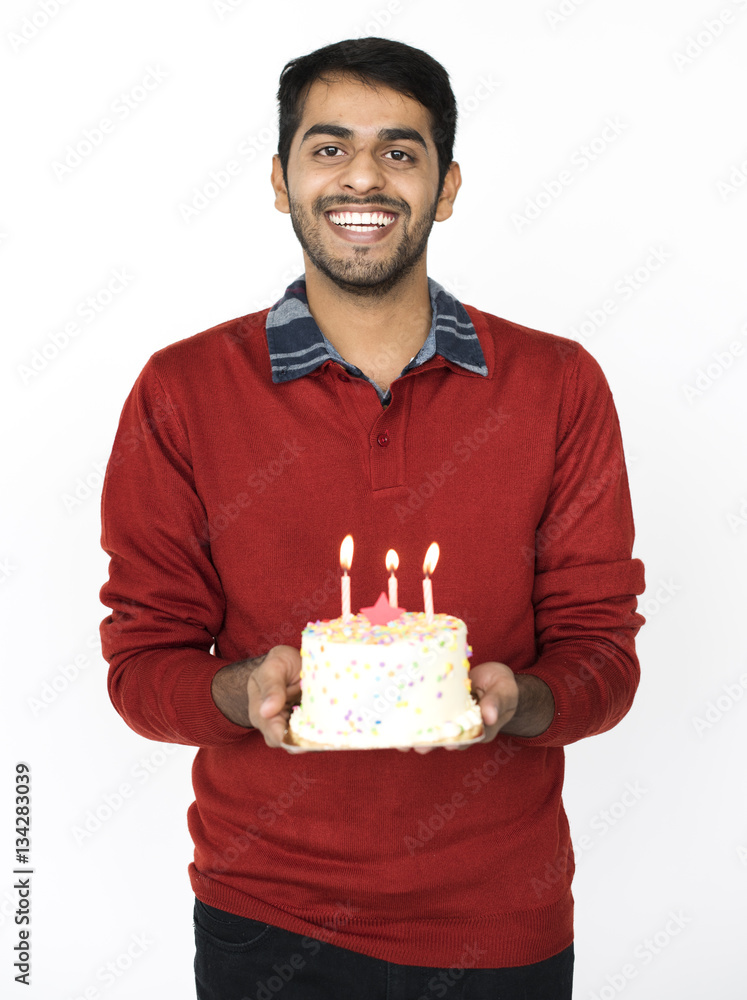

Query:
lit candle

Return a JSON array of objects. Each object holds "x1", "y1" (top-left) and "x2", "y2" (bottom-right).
[
  {"x1": 386, "y1": 549, "x2": 399, "y2": 608},
  {"x1": 422, "y1": 542, "x2": 439, "y2": 623},
  {"x1": 340, "y1": 535, "x2": 354, "y2": 621}
]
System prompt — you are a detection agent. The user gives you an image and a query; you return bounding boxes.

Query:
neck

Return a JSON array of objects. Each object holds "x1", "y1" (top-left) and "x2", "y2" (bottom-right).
[{"x1": 303, "y1": 258, "x2": 433, "y2": 392}]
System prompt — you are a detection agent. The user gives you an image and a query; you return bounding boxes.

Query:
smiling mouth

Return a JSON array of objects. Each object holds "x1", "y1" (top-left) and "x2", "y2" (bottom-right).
[{"x1": 325, "y1": 210, "x2": 398, "y2": 233}]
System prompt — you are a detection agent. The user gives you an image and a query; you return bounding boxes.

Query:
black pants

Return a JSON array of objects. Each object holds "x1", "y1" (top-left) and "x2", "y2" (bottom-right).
[{"x1": 194, "y1": 898, "x2": 574, "y2": 1000}]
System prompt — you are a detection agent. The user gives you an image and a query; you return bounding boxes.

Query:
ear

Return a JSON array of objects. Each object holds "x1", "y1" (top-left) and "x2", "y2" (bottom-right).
[
  {"x1": 271, "y1": 154, "x2": 291, "y2": 214},
  {"x1": 434, "y1": 161, "x2": 462, "y2": 223}
]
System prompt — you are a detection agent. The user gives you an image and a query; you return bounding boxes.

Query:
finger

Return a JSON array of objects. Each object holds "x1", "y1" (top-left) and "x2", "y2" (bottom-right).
[
  {"x1": 258, "y1": 687, "x2": 287, "y2": 719},
  {"x1": 249, "y1": 664, "x2": 290, "y2": 724},
  {"x1": 260, "y1": 713, "x2": 290, "y2": 748},
  {"x1": 479, "y1": 698, "x2": 499, "y2": 727},
  {"x1": 473, "y1": 686, "x2": 499, "y2": 726},
  {"x1": 247, "y1": 684, "x2": 290, "y2": 746}
]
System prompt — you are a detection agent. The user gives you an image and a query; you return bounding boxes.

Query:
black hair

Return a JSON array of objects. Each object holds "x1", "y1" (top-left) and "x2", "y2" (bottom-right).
[{"x1": 276, "y1": 37, "x2": 457, "y2": 194}]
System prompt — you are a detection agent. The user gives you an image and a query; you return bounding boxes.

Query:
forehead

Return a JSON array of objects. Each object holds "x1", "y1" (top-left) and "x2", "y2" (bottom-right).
[{"x1": 294, "y1": 73, "x2": 434, "y2": 146}]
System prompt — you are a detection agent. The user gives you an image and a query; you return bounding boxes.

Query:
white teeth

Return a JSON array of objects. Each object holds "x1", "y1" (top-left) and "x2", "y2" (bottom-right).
[{"x1": 327, "y1": 210, "x2": 396, "y2": 229}]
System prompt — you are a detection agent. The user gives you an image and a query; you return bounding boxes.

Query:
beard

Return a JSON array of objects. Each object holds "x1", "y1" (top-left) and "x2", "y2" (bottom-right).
[{"x1": 287, "y1": 191, "x2": 439, "y2": 300}]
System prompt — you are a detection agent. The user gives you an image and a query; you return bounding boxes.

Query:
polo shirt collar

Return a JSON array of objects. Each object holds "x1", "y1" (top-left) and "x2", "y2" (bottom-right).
[{"x1": 266, "y1": 274, "x2": 488, "y2": 385}]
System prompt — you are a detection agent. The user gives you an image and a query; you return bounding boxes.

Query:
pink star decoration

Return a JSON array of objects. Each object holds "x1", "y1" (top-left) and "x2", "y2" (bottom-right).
[{"x1": 359, "y1": 591, "x2": 406, "y2": 626}]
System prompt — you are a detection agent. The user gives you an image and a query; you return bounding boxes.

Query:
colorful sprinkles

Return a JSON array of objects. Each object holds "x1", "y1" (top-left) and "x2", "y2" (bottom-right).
[
  {"x1": 289, "y1": 612, "x2": 481, "y2": 747},
  {"x1": 302, "y1": 612, "x2": 464, "y2": 646}
]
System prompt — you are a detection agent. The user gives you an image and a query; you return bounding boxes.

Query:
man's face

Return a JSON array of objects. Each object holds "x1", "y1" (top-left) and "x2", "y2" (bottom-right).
[{"x1": 272, "y1": 73, "x2": 459, "y2": 298}]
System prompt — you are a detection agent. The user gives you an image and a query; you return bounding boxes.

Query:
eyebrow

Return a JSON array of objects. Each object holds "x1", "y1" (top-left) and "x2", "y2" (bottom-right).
[{"x1": 299, "y1": 123, "x2": 429, "y2": 155}]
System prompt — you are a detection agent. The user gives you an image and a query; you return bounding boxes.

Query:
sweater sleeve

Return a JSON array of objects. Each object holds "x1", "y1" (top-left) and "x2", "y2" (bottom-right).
[
  {"x1": 99, "y1": 358, "x2": 255, "y2": 748},
  {"x1": 511, "y1": 343, "x2": 645, "y2": 748}
]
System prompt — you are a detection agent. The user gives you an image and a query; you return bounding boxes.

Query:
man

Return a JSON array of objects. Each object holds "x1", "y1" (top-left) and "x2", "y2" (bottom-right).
[{"x1": 100, "y1": 36, "x2": 645, "y2": 1000}]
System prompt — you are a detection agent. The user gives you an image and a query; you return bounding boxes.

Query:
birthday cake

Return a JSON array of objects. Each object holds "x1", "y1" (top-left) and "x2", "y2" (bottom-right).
[{"x1": 286, "y1": 608, "x2": 484, "y2": 749}]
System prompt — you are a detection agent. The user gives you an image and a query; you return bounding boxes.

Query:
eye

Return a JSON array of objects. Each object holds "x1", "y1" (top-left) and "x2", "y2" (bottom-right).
[
  {"x1": 315, "y1": 145, "x2": 344, "y2": 157},
  {"x1": 385, "y1": 149, "x2": 414, "y2": 163}
]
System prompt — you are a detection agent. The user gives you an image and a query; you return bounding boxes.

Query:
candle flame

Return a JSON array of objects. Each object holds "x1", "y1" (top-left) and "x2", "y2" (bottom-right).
[
  {"x1": 423, "y1": 542, "x2": 439, "y2": 577},
  {"x1": 385, "y1": 549, "x2": 399, "y2": 573},
  {"x1": 340, "y1": 534, "x2": 354, "y2": 572}
]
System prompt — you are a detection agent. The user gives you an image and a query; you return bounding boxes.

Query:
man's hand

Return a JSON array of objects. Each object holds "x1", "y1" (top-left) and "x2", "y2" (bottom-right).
[
  {"x1": 405, "y1": 661, "x2": 555, "y2": 754},
  {"x1": 468, "y1": 660, "x2": 520, "y2": 743},
  {"x1": 211, "y1": 645, "x2": 307, "y2": 751}
]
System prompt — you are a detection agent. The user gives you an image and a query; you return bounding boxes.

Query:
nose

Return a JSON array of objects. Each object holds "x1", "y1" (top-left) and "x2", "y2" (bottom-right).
[{"x1": 337, "y1": 148, "x2": 385, "y2": 195}]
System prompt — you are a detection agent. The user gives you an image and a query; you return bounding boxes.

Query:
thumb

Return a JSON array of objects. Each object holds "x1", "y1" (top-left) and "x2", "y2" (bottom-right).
[
  {"x1": 481, "y1": 699, "x2": 499, "y2": 726},
  {"x1": 258, "y1": 684, "x2": 286, "y2": 718},
  {"x1": 473, "y1": 686, "x2": 499, "y2": 726},
  {"x1": 472, "y1": 685, "x2": 499, "y2": 726},
  {"x1": 251, "y1": 646, "x2": 300, "y2": 718}
]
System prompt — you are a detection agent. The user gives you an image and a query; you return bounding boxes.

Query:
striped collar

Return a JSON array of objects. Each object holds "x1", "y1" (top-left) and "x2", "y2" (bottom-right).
[{"x1": 265, "y1": 274, "x2": 488, "y2": 404}]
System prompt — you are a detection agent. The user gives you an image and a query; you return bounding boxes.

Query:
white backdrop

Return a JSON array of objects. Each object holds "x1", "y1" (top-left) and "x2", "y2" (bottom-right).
[{"x1": 2, "y1": 0, "x2": 746, "y2": 997}]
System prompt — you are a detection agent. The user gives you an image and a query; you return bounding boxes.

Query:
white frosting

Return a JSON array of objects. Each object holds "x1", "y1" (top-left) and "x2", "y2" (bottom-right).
[{"x1": 287, "y1": 612, "x2": 482, "y2": 748}]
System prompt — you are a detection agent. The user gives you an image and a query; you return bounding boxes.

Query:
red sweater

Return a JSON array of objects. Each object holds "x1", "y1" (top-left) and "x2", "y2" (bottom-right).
[{"x1": 99, "y1": 301, "x2": 645, "y2": 968}]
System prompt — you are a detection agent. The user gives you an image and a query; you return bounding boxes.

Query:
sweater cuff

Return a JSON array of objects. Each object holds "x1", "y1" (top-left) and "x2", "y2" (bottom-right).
[
  {"x1": 506, "y1": 663, "x2": 577, "y2": 748},
  {"x1": 504, "y1": 646, "x2": 637, "y2": 749},
  {"x1": 169, "y1": 653, "x2": 257, "y2": 746}
]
